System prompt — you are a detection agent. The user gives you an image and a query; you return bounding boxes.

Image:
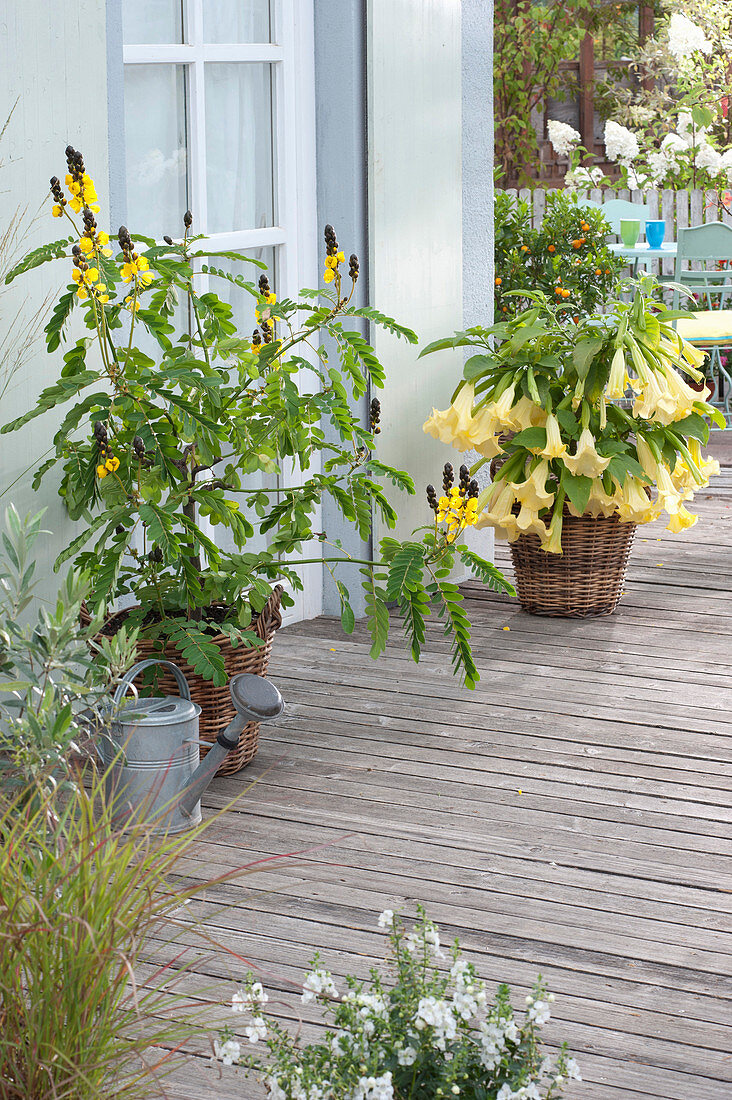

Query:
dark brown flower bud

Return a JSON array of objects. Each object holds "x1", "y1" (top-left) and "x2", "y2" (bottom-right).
[
  {"x1": 349, "y1": 254, "x2": 359, "y2": 280},
  {"x1": 183, "y1": 210, "x2": 193, "y2": 229},
  {"x1": 163, "y1": 235, "x2": 173, "y2": 245}
]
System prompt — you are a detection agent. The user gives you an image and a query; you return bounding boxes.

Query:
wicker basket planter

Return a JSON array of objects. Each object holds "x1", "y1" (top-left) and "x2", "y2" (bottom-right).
[
  {"x1": 91, "y1": 586, "x2": 283, "y2": 775},
  {"x1": 509, "y1": 514, "x2": 636, "y2": 618}
]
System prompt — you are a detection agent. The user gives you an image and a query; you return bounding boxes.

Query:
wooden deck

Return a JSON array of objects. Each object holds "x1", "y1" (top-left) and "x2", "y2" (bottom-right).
[{"x1": 160, "y1": 462, "x2": 732, "y2": 1100}]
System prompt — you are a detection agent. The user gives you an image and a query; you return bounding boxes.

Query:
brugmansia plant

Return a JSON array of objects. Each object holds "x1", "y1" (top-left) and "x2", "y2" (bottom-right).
[
  {"x1": 3, "y1": 147, "x2": 510, "y2": 688},
  {"x1": 423, "y1": 278, "x2": 721, "y2": 551}
]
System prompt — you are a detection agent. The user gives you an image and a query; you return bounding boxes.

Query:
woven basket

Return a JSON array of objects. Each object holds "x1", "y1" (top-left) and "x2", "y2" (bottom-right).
[
  {"x1": 509, "y1": 513, "x2": 635, "y2": 617},
  {"x1": 91, "y1": 587, "x2": 283, "y2": 775}
]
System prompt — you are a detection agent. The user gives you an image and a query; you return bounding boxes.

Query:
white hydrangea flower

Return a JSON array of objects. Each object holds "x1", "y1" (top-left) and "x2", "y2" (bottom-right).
[
  {"x1": 377, "y1": 909, "x2": 394, "y2": 929},
  {"x1": 661, "y1": 132, "x2": 688, "y2": 158},
  {"x1": 244, "y1": 1014, "x2": 268, "y2": 1043},
  {"x1": 676, "y1": 112, "x2": 708, "y2": 146},
  {"x1": 232, "y1": 981, "x2": 268, "y2": 1012},
  {"x1": 604, "y1": 120, "x2": 640, "y2": 165},
  {"x1": 547, "y1": 119, "x2": 581, "y2": 157},
  {"x1": 695, "y1": 142, "x2": 724, "y2": 175},
  {"x1": 564, "y1": 165, "x2": 604, "y2": 190},
  {"x1": 213, "y1": 1037, "x2": 241, "y2": 1065},
  {"x1": 301, "y1": 969, "x2": 339, "y2": 1004},
  {"x1": 647, "y1": 151, "x2": 670, "y2": 185},
  {"x1": 667, "y1": 13, "x2": 712, "y2": 63},
  {"x1": 397, "y1": 1044, "x2": 418, "y2": 1065}
]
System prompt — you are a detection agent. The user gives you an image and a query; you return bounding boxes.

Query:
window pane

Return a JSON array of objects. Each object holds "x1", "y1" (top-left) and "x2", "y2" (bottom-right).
[
  {"x1": 124, "y1": 65, "x2": 189, "y2": 239},
  {"x1": 123, "y1": 0, "x2": 184, "y2": 44},
  {"x1": 205, "y1": 64, "x2": 274, "y2": 234},
  {"x1": 204, "y1": 1, "x2": 271, "y2": 42},
  {"x1": 208, "y1": 248, "x2": 277, "y2": 333}
]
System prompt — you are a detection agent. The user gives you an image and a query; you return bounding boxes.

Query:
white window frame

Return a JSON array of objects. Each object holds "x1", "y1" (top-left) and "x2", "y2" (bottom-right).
[{"x1": 123, "y1": 0, "x2": 321, "y2": 623}]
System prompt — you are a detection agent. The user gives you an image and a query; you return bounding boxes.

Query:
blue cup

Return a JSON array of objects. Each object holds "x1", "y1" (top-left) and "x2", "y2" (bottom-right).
[{"x1": 645, "y1": 220, "x2": 666, "y2": 249}]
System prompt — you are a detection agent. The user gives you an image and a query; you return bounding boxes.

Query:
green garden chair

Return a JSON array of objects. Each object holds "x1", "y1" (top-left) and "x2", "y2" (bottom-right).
[{"x1": 672, "y1": 222, "x2": 732, "y2": 427}]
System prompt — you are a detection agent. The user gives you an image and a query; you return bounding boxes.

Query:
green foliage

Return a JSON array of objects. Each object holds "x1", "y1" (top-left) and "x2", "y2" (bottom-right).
[
  {"x1": 0, "y1": 506, "x2": 138, "y2": 803},
  {"x1": 3, "y1": 151, "x2": 496, "y2": 687},
  {"x1": 494, "y1": 191, "x2": 624, "y2": 321},
  {"x1": 494, "y1": 0, "x2": 637, "y2": 183}
]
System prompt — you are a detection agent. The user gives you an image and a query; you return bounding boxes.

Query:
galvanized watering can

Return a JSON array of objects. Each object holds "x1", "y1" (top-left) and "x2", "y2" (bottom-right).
[{"x1": 101, "y1": 658, "x2": 284, "y2": 833}]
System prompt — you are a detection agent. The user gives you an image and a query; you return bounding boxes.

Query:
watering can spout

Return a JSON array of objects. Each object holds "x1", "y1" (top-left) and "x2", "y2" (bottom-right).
[{"x1": 178, "y1": 673, "x2": 284, "y2": 819}]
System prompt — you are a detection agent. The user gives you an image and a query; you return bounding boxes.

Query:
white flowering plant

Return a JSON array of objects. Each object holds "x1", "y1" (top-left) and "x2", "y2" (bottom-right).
[
  {"x1": 597, "y1": 2, "x2": 732, "y2": 190},
  {"x1": 422, "y1": 277, "x2": 721, "y2": 552},
  {"x1": 215, "y1": 909, "x2": 581, "y2": 1099}
]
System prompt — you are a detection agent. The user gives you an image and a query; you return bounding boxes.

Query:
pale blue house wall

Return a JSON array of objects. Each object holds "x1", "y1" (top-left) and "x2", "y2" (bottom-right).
[{"x1": 315, "y1": 0, "x2": 495, "y2": 613}]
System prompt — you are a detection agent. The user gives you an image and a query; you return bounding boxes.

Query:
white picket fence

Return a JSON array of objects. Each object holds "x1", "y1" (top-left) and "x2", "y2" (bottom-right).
[{"x1": 499, "y1": 187, "x2": 732, "y2": 276}]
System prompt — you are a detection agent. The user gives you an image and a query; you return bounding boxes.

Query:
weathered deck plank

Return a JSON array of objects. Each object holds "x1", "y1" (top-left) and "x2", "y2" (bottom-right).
[{"x1": 154, "y1": 470, "x2": 732, "y2": 1099}]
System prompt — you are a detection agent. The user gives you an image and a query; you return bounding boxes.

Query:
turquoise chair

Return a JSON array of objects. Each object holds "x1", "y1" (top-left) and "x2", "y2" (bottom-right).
[
  {"x1": 595, "y1": 198, "x2": 650, "y2": 237},
  {"x1": 672, "y1": 222, "x2": 732, "y2": 426}
]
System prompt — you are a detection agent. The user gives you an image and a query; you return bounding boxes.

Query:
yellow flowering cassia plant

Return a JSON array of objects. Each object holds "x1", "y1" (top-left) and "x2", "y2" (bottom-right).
[
  {"x1": 3, "y1": 147, "x2": 511, "y2": 688},
  {"x1": 421, "y1": 277, "x2": 721, "y2": 554}
]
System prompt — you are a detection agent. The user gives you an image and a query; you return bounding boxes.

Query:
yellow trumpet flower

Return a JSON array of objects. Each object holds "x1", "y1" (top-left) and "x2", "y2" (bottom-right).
[
  {"x1": 606, "y1": 347, "x2": 627, "y2": 400},
  {"x1": 475, "y1": 481, "x2": 518, "y2": 541},
  {"x1": 666, "y1": 504, "x2": 698, "y2": 533},
  {"x1": 561, "y1": 428, "x2": 611, "y2": 479},
  {"x1": 515, "y1": 501, "x2": 548, "y2": 539},
  {"x1": 633, "y1": 368, "x2": 678, "y2": 425},
  {"x1": 613, "y1": 475, "x2": 658, "y2": 524},
  {"x1": 540, "y1": 506, "x2": 564, "y2": 554},
  {"x1": 490, "y1": 381, "x2": 517, "y2": 428},
  {"x1": 510, "y1": 458, "x2": 554, "y2": 512},
  {"x1": 687, "y1": 438, "x2": 720, "y2": 486},
  {"x1": 655, "y1": 461, "x2": 684, "y2": 517},
  {"x1": 423, "y1": 383, "x2": 479, "y2": 451},
  {"x1": 567, "y1": 477, "x2": 616, "y2": 518},
  {"x1": 537, "y1": 413, "x2": 567, "y2": 460},
  {"x1": 504, "y1": 395, "x2": 547, "y2": 432}
]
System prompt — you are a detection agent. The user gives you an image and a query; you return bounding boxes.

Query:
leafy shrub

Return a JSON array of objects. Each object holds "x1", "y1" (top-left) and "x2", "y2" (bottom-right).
[
  {"x1": 495, "y1": 191, "x2": 624, "y2": 320},
  {"x1": 0, "y1": 505, "x2": 137, "y2": 804}
]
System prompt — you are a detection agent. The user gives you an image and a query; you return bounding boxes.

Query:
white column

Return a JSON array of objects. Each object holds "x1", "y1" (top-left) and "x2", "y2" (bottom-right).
[{"x1": 366, "y1": 0, "x2": 464, "y2": 544}]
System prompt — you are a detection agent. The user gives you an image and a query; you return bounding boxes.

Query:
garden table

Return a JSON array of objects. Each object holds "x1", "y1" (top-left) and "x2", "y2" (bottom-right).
[{"x1": 609, "y1": 241, "x2": 678, "y2": 276}]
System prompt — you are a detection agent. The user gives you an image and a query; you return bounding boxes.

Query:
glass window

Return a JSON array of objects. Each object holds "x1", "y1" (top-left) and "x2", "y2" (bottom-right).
[
  {"x1": 205, "y1": 64, "x2": 275, "y2": 234},
  {"x1": 207, "y1": 248, "x2": 277, "y2": 332},
  {"x1": 124, "y1": 65, "x2": 189, "y2": 238},
  {"x1": 122, "y1": 0, "x2": 184, "y2": 45},
  {"x1": 204, "y1": 1, "x2": 271, "y2": 43}
]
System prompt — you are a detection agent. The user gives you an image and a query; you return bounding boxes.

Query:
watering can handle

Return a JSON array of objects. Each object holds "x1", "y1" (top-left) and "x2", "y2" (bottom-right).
[{"x1": 112, "y1": 658, "x2": 192, "y2": 706}]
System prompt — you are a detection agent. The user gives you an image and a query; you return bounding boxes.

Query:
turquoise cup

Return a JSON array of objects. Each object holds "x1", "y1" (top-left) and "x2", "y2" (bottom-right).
[{"x1": 645, "y1": 220, "x2": 666, "y2": 249}]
